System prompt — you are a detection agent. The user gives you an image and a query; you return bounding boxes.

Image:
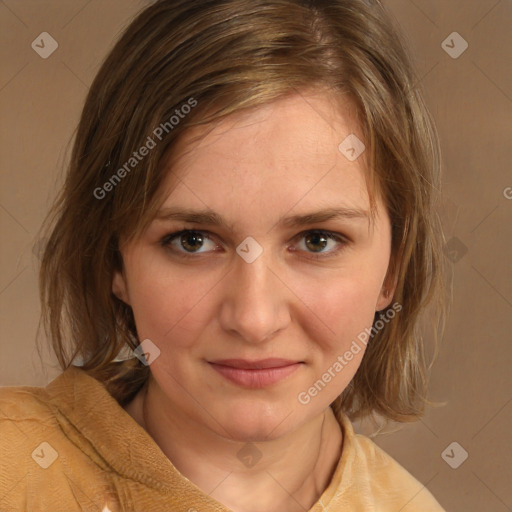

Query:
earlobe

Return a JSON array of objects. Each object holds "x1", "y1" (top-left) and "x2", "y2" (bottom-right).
[
  {"x1": 376, "y1": 273, "x2": 398, "y2": 312},
  {"x1": 376, "y1": 251, "x2": 400, "y2": 311},
  {"x1": 112, "y1": 270, "x2": 130, "y2": 305},
  {"x1": 376, "y1": 288, "x2": 393, "y2": 312}
]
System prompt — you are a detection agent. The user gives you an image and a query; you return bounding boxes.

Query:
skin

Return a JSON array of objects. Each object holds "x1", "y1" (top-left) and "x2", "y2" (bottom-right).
[{"x1": 114, "y1": 90, "x2": 396, "y2": 512}]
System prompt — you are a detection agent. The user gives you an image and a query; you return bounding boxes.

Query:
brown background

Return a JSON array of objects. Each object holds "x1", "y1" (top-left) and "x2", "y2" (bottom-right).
[{"x1": 1, "y1": 1, "x2": 511, "y2": 511}]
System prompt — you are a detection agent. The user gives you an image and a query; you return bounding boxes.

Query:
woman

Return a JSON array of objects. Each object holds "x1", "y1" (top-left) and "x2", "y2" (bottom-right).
[{"x1": 0, "y1": 0, "x2": 446, "y2": 510}]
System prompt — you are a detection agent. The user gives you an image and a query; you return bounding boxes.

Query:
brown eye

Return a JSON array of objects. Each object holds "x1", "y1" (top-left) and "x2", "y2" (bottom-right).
[
  {"x1": 304, "y1": 232, "x2": 328, "y2": 252},
  {"x1": 180, "y1": 232, "x2": 204, "y2": 252},
  {"x1": 161, "y1": 230, "x2": 218, "y2": 255},
  {"x1": 293, "y1": 230, "x2": 347, "y2": 259}
]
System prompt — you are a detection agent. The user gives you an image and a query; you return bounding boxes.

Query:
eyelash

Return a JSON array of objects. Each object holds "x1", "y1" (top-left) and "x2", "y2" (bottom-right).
[{"x1": 160, "y1": 229, "x2": 349, "y2": 260}]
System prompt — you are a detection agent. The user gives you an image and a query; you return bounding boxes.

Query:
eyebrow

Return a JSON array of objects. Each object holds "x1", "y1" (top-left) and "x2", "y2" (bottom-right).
[{"x1": 155, "y1": 206, "x2": 369, "y2": 230}]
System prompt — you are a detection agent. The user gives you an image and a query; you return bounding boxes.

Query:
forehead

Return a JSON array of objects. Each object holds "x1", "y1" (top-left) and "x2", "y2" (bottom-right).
[{"x1": 157, "y1": 91, "x2": 378, "y2": 229}]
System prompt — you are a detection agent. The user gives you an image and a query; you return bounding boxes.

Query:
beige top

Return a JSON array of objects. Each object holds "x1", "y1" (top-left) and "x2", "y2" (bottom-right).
[{"x1": 0, "y1": 365, "x2": 445, "y2": 511}]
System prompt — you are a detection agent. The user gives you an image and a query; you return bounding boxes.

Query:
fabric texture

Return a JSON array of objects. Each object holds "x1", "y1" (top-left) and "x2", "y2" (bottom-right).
[{"x1": 0, "y1": 365, "x2": 444, "y2": 511}]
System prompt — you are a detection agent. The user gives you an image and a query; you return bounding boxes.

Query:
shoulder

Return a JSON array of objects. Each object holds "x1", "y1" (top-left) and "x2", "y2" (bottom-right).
[
  {"x1": 0, "y1": 381, "x2": 59, "y2": 450},
  {"x1": 353, "y1": 433, "x2": 444, "y2": 511},
  {"x1": 0, "y1": 381, "x2": 54, "y2": 422},
  {"x1": 0, "y1": 381, "x2": 60, "y2": 510},
  {"x1": 0, "y1": 370, "x2": 112, "y2": 511},
  {"x1": 334, "y1": 415, "x2": 445, "y2": 511}
]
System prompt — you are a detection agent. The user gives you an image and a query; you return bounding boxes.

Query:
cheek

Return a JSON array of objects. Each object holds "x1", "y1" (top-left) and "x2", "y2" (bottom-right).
[
  {"x1": 127, "y1": 264, "x2": 220, "y2": 347},
  {"x1": 292, "y1": 275, "x2": 380, "y2": 403},
  {"x1": 295, "y1": 270, "x2": 383, "y2": 352}
]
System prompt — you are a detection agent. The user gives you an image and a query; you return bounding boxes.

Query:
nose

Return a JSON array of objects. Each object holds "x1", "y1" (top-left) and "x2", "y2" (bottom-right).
[{"x1": 218, "y1": 249, "x2": 291, "y2": 344}]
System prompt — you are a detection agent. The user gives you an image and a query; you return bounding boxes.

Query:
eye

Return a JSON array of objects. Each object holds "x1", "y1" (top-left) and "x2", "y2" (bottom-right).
[
  {"x1": 161, "y1": 230, "x2": 219, "y2": 255},
  {"x1": 160, "y1": 229, "x2": 348, "y2": 260},
  {"x1": 292, "y1": 230, "x2": 348, "y2": 258}
]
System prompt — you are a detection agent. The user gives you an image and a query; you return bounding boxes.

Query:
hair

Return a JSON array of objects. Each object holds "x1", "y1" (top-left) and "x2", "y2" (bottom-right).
[{"x1": 38, "y1": 0, "x2": 446, "y2": 423}]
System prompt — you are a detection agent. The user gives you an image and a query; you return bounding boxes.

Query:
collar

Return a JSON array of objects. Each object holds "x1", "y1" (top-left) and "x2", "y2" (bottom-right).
[{"x1": 44, "y1": 365, "x2": 355, "y2": 509}]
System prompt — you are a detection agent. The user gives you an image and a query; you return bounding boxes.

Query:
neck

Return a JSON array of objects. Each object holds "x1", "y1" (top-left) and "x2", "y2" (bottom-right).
[{"x1": 128, "y1": 380, "x2": 343, "y2": 512}]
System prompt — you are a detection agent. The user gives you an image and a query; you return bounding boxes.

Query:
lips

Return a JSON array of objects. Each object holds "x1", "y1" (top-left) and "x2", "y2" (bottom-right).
[
  {"x1": 210, "y1": 358, "x2": 299, "y2": 369},
  {"x1": 208, "y1": 358, "x2": 303, "y2": 388}
]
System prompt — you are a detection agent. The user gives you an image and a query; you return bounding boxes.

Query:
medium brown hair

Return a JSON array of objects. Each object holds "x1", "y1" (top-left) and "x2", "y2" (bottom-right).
[{"x1": 38, "y1": 0, "x2": 445, "y2": 422}]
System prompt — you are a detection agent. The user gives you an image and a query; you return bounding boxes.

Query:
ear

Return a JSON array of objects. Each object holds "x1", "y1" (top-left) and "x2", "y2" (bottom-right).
[
  {"x1": 375, "y1": 266, "x2": 398, "y2": 312},
  {"x1": 376, "y1": 286, "x2": 394, "y2": 311},
  {"x1": 112, "y1": 269, "x2": 131, "y2": 305}
]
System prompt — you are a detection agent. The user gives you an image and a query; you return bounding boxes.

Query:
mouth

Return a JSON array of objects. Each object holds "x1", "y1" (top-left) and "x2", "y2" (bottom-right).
[{"x1": 208, "y1": 358, "x2": 304, "y2": 388}]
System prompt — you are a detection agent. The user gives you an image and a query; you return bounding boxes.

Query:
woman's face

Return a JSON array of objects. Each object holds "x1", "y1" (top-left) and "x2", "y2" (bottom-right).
[{"x1": 113, "y1": 91, "x2": 395, "y2": 441}]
